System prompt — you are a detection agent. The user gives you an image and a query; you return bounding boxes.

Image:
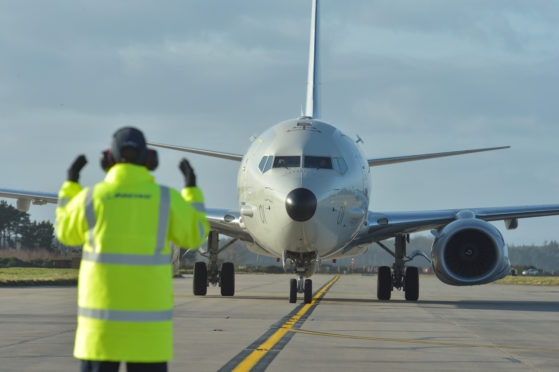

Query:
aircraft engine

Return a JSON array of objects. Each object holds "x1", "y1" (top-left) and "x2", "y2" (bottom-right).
[
  {"x1": 431, "y1": 218, "x2": 510, "y2": 286},
  {"x1": 16, "y1": 199, "x2": 31, "y2": 212}
]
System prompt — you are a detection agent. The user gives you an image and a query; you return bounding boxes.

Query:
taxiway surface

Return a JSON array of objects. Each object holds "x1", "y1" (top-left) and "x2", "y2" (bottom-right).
[{"x1": 1, "y1": 274, "x2": 558, "y2": 371}]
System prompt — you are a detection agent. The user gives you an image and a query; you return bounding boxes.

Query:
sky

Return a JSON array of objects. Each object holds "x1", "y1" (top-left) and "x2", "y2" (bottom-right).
[{"x1": 1, "y1": 0, "x2": 559, "y2": 245}]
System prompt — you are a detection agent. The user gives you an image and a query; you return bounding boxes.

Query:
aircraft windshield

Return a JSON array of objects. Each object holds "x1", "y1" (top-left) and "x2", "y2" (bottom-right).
[
  {"x1": 273, "y1": 156, "x2": 301, "y2": 168},
  {"x1": 261, "y1": 155, "x2": 345, "y2": 173},
  {"x1": 303, "y1": 156, "x2": 332, "y2": 169}
]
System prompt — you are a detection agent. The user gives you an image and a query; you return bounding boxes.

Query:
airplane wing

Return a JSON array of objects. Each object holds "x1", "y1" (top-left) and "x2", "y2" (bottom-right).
[
  {"x1": 0, "y1": 187, "x2": 253, "y2": 244},
  {"x1": 352, "y1": 204, "x2": 559, "y2": 245},
  {"x1": 0, "y1": 188, "x2": 58, "y2": 211},
  {"x1": 146, "y1": 143, "x2": 251, "y2": 241},
  {"x1": 148, "y1": 142, "x2": 244, "y2": 162},
  {"x1": 368, "y1": 146, "x2": 509, "y2": 167},
  {"x1": 205, "y1": 208, "x2": 253, "y2": 242},
  {"x1": 0, "y1": 188, "x2": 252, "y2": 240}
]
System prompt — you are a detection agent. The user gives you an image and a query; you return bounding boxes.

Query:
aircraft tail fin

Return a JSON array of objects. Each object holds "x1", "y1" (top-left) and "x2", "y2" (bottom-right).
[{"x1": 304, "y1": 0, "x2": 320, "y2": 118}]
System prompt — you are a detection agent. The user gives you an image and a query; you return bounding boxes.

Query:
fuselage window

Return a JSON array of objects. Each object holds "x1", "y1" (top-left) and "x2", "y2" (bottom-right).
[
  {"x1": 332, "y1": 157, "x2": 348, "y2": 174},
  {"x1": 273, "y1": 156, "x2": 300, "y2": 168},
  {"x1": 304, "y1": 156, "x2": 332, "y2": 169}
]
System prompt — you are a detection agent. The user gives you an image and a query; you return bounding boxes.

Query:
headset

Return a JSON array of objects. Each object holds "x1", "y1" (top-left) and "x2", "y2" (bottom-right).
[{"x1": 100, "y1": 148, "x2": 159, "y2": 172}]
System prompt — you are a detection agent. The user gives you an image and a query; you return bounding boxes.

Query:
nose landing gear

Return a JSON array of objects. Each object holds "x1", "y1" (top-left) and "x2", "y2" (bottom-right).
[
  {"x1": 284, "y1": 251, "x2": 317, "y2": 304},
  {"x1": 289, "y1": 276, "x2": 313, "y2": 304}
]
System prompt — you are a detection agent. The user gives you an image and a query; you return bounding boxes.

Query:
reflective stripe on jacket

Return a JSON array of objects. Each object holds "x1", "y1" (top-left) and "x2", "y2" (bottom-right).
[{"x1": 55, "y1": 163, "x2": 209, "y2": 362}]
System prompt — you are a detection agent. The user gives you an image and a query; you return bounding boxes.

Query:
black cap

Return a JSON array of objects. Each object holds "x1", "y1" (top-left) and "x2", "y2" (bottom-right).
[{"x1": 111, "y1": 127, "x2": 147, "y2": 163}]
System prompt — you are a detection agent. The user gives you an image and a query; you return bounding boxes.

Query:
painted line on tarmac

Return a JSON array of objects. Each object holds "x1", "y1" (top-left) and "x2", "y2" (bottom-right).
[
  {"x1": 287, "y1": 328, "x2": 559, "y2": 352},
  {"x1": 218, "y1": 275, "x2": 339, "y2": 372}
]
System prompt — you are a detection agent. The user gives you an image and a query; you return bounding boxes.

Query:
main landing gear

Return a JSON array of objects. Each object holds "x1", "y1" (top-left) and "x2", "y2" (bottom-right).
[
  {"x1": 193, "y1": 231, "x2": 236, "y2": 297},
  {"x1": 285, "y1": 251, "x2": 317, "y2": 304},
  {"x1": 376, "y1": 235, "x2": 430, "y2": 301}
]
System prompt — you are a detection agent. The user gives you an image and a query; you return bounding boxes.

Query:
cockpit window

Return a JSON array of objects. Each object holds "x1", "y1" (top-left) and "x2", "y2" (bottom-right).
[
  {"x1": 273, "y1": 156, "x2": 301, "y2": 168},
  {"x1": 262, "y1": 155, "x2": 346, "y2": 173},
  {"x1": 258, "y1": 156, "x2": 268, "y2": 172},
  {"x1": 303, "y1": 156, "x2": 332, "y2": 169},
  {"x1": 259, "y1": 156, "x2": 274, "y2": 173},
  {"x1": 332, "y1": 157, "x2": 348, "y2": 174},
  {"x1": 263, "y1": 156, "x2": 274, "y2": 172}
]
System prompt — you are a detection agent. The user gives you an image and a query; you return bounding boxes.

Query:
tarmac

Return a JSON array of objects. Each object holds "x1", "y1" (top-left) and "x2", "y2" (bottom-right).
[{"x1": 1, "y1": 274, "x2": 558, "y2": 371}]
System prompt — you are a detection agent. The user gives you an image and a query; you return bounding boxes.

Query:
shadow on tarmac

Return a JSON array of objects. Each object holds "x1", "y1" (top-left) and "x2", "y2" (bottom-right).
[
  {"x1": 317, "y1": 296, "x2": 559, "y2": 312},
  {"x1": 194, "y1": 293, "x2": 559, "y2": 312}
]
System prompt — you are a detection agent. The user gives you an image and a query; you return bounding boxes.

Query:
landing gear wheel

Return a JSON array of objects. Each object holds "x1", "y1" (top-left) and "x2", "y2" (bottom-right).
[
  {"x1": 377, "y1": 266, "x2": 392, "y2": 300},
  {"x1": 304, "y1": 279, "x2": 313, "y2": 304},
  {"x1": 193, "y1": 262, "x2": 207, "y2": 296},
  {"x1": 220, "y1": 262, "x2": 235, "y2": 296},
  {"x1": 404, "y1": 266, "x2": 419, "y2": 301},
  {"x1": 289, "y1": 279, "x2": 297, "y2": 303}
]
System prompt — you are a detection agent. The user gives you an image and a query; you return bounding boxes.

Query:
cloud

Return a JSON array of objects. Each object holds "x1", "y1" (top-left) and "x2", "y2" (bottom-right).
[{"x1": 1, "y1": 0, "x2": 559, "y2": 244}]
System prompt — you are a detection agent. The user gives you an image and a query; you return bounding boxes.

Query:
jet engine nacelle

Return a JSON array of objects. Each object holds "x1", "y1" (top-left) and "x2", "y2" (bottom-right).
[
  {"x1": 16, "y1": 199, "x2": 31, "y2": 212},
  {"x1": 431, "y1": 217, "x2": 510, "y2": 286}
]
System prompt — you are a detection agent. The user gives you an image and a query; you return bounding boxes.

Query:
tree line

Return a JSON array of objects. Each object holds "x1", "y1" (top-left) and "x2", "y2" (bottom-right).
[
  {"x1": 0, "y1": 201, "x2": 55, "y2": 250},
  {"x1": 508, "y1": 241, "x2": 559, "y2": 273}
]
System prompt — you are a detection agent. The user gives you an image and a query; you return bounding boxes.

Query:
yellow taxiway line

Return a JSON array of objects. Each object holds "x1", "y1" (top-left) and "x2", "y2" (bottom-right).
[{"x1": 232, "y1": 275, "x2": 340, "y2": 372}]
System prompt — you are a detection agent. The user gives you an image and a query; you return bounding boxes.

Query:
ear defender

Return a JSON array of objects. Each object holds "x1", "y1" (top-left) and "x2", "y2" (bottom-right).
[
  {"x1": 100, "y1": 150, "x2": 115, "y2": 172},
  {"x1": 145, "y1": 149, "x2": 159, "y2": 171}
]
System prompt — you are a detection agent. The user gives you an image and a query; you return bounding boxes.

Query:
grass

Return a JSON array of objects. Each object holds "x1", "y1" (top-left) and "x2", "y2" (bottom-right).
[
  {"x1": 0, "y1": 248, "x2": 67, "y2": 260},
  {"x1": 0, "y1": 268, "x2": 78, "y2": 286},
  {"x1": 495, "y1": 275, "x2": 559, "y2": 286}
]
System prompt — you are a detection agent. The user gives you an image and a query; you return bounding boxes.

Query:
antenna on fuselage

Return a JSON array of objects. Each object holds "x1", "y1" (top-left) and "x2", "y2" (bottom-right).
[{"x1": 304, "y1": 0, "x2": 320, "y2": 119}]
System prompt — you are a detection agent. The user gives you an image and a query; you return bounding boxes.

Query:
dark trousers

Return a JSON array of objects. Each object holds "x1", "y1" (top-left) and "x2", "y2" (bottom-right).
[{"x1": 80, "y1": 360, "x2": 167, "y2": 372}]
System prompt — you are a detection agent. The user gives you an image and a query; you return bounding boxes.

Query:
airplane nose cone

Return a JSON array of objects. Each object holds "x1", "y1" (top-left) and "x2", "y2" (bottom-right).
[{"x1": 285, "y1": 188, "x2": 317, "y2": 222}]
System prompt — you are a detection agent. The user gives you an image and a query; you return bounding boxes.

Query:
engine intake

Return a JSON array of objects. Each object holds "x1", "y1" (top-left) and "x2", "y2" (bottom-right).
[{"x1": 432, "y1": 218, "x2": 510, "y2": 286}]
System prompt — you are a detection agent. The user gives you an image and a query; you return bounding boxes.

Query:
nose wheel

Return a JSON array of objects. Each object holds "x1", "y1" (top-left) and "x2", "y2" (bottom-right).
[
  {"x1": 289, "y1": 279, "x2": 297, "y2": 303},
  {"x1": 289, "y1": 276, "x2": 313, "y2": 304},
  {"x1": 304, "y1": 279, "x2": 313, "y2": 304}
]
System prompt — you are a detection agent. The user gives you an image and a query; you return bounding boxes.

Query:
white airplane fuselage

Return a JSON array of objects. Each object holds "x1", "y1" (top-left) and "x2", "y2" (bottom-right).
[{"x1": 237, "y1": 118, "x2": 370, "y2": 262}]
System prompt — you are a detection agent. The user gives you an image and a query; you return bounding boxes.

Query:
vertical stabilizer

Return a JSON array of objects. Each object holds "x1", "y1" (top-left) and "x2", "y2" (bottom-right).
[{"x1": 304, "y1": 0, "x2": 320, "y2": 118}]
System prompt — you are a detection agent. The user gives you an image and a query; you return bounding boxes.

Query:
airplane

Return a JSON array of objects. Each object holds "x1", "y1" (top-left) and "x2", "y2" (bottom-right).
[{"x1": 3, "y1": 0, "x2": 559, "y2": 304}]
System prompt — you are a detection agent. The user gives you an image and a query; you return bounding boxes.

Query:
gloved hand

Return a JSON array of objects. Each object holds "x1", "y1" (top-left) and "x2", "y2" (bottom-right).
[
  {"x1": 67, "y1": 155, "x2": 87, "y2": 182},
  {"x1": 179, "y1": 158, "x2": 196, "y2": 187}
]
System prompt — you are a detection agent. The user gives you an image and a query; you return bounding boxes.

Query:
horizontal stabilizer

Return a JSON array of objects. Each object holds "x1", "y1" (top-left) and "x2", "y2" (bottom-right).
[
  {"x1": 368, "y1": 146, "x2": 510, "y2": 167},
  {"x1": 148, "y1": 142, "x2": 243, "y2": 162}
]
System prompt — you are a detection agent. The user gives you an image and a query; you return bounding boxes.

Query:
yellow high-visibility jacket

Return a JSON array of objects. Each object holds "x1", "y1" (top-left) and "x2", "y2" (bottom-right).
[{"x1": 56, "y1": 163, "x2": 209, "y2": 362}]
